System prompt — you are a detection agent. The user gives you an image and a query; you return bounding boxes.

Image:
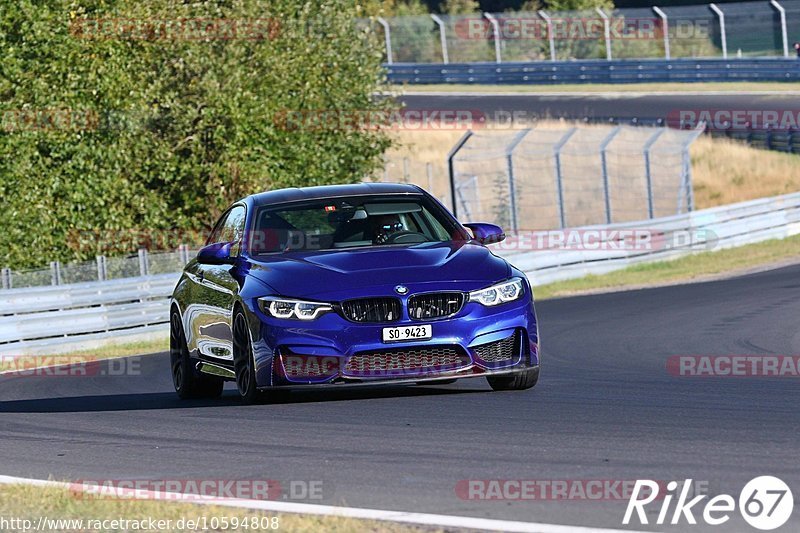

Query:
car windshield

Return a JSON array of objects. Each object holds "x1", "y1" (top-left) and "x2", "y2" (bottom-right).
[{"x1": 249, "y1": 195, "x2": 464, "y2": 254}]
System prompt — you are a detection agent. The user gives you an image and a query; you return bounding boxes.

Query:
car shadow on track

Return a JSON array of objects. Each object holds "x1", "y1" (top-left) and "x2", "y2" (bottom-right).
[{"x1": 0, "y1": 385, "x2": 487, "y2": 413}]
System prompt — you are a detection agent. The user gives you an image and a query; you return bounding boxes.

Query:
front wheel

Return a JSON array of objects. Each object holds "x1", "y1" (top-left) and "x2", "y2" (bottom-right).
[
  {"x1": 233, "y1": 311, "x2": 260, "y2": 404},
  {"x1": 486, "y1": 366, "x2": 539, "y2": 391},
  {"x1": 170, "y1": 312, "x2": 224, "y2": 400}
]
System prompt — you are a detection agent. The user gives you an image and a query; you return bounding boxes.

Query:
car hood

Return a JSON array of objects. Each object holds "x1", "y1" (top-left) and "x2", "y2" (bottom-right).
[{"x1": 244, "y1": 241, "x2": 510, "y2": 300}]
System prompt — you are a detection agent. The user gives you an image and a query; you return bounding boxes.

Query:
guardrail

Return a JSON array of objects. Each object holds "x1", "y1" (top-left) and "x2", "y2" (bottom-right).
[
  {"x1": 0, "y1": 274, "x2": 178, "y2": 355},
  {"x1": 386, "y1": 58, "x2": 800, "y2": 85},
  {"x1": 497, "y1": 190, "x2": 800, "y2": 285},
  {"x1": 2, "y1": 190, "x2": 800, "y2": 355}
]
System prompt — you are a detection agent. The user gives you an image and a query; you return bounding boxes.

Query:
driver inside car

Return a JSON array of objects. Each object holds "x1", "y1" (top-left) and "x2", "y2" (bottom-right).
[{"x1": 369, "y1": 214, "x2": 404, "y2": 244}]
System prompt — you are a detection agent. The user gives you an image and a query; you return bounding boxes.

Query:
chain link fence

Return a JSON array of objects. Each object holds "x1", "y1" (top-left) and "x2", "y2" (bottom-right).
[
  {"x1": 370, "y1": 0, "x2": 798, "y2": 63},
  {"x1": 1, "y1": 247, "x2": 196, "y2": 290},
  {"x1": 379, "y1": 125, "x2": 701, "y2": 233}
]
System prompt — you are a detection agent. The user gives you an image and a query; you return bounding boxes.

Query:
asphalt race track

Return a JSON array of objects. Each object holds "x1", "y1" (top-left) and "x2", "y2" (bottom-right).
[
  {"x1": 2, "y1": 264, "x2": 800, "y2": 532},
  {"x1": 400, "y1": 92, "x2": 800, "y2": 125}
]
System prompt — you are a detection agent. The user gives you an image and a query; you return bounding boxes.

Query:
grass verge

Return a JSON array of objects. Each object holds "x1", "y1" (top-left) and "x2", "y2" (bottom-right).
[
  {"x1": 0, "y1": 484, "x2": 429, "y2": 533},
  {"x1": 395, "y1": 81, "x2": 800, "y2": 93},
  {"x1": 532, "y1": 234, "x2": 800, "y2": 300},
  {"x1": 0, "y1": 337, "x2": 168, "y2": 373}
]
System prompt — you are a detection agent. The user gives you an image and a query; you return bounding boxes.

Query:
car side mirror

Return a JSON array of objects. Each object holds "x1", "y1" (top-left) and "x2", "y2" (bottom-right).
[
  {"x1": 197, "y1": 242, "x2": 235, "y2": 265},
  {"x1": 464, "y1": 223, "x2": 506, "y2": 245}
]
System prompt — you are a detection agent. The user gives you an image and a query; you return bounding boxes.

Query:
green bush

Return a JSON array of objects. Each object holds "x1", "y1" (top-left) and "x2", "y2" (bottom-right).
[{"x1": 0, "y1": 0, "x2": 392, "y2": 268}]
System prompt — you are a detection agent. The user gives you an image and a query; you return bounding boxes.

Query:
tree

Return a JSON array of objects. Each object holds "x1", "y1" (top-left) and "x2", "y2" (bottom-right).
[
  {"x1": 0, "y1": 0, "x2": 393, "y2": 268},
  {"x1": 440, "y1": 0, "x2": 481, "y2": 14}
]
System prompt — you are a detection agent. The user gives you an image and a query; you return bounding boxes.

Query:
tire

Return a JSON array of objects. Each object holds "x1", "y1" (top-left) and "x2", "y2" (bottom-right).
[
  {"x1": 170, "y1": 311, "x2": 224, "y2": 400},
  {"x1": 233, "y1": 311, "x2": 261, "y2": 405},
  {"x1": 486, "y1": 366, "x2": 539, "y2": 391}
]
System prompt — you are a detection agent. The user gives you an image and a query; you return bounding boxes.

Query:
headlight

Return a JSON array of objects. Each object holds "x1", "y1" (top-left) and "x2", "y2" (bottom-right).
[
  {"x1": 259, "y1": 297, "x2": 333, "y2": 320},
  {"x1": 468, "y1": 278, "x2": 524, "y2": 306}
]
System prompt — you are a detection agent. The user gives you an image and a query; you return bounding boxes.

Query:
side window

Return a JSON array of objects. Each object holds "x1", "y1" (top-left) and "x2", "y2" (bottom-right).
[
  {"x1": 207, "y1": 206, "x2": 247, "y2": 255},
  {"x1": 223, "y1": 206, "x2": 247, "y2": 256}
]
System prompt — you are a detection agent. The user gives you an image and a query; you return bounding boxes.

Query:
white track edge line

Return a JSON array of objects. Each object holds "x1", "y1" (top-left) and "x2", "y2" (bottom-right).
[{"x1": 0, "y1": 475, "x2": 654, "y2": 533}]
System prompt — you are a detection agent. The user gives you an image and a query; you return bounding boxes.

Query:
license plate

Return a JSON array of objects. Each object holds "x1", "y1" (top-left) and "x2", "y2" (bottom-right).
[{"x1": 382, "y1": 325, "x2": 432, "y2": 343}]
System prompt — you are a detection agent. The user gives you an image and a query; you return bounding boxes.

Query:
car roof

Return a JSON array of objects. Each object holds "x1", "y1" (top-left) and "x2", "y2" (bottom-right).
[{"x1": 246, "y1": 183, "x2": 424, "y2": 207}]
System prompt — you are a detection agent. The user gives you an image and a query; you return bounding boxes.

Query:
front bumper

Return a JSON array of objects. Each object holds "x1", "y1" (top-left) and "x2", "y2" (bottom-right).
[{"x1": 249, "y1": 291, "x2": 539, "y2": 388}]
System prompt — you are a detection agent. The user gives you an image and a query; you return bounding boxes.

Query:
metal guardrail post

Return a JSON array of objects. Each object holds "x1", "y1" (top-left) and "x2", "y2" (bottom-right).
[
  {"x1": 770, "y1": 0, "x2": 789, "y2": 58},
  {"x1": 652, "y1": 7, "x2": 670, "y2": 60},
  {"x1": 553, "y1": 128, "x2": 578, "y2": 229},
  {"x1": 179, "y1": 244, "x2": 190, "y2": 265},
  {"x1": 643, "y1": 129, "x2": 666, "y2": 219},
  {"x1": 596, "y1": 8, "x2": 612, "y2": 61},
  {"x1": 447, "y1": 130, "x2": 474, "y2": 219},
  {"x1": 376, "y1": 17, "x2": 393, "y2": 65},
  {"x1": 426, "y1": 162, "x2": 434, "y2": 192},
  {"x1": 599, "y1": 127, "x2": 622, "y2": 224},
  {"x1": 538, "y1": 11, "x2": 556, "y2": 62},
  {"x1": 483, "y1": 12, "x2": 502, "y2": 63},
  {"x1": 505, "y1": 129, "x2": 532, "y2": 233},
  {"x1": 430, "y1": 14, "x2": 449, "y2": 64},
  {"x1": 50, "y1": 261, "x2": 62, "y2": 286},
  {"x1": 1, "y1": 267, "x2": 10, "y2": 289},
  {"x1": 138, "y1": 248, "x2": 149, "y2": 277},
  {"x1": 96, "y1": 256, "x2": 107, "y2": 282},
  {"x1": 709, "y1": 4, "x2": 728, "y2": 59}
]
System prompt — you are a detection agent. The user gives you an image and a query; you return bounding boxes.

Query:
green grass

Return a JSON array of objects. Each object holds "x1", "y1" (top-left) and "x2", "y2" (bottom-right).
[
  {"x1": 0, "y1": 337, "x2": 168, "y2": 373},
  {"x1": 0, "y1": 484, "x2": 430, "y2": 533},
  {"x1": 534, "y1": 234, "x2": 800, "y2": 300},
  {"x1": 395, "y1": 81, "x2": 800, "y2": 93}
]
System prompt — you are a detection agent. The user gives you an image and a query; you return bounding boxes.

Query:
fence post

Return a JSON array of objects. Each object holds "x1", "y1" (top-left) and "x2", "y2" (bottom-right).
[
  {"x1": 599, "y1": 127, "x2": 622, "y2": 224},
  {"x1": 681, "y1": 122, "x2": 706, "y2": 213},
  {"x1": 50, "y1": 261, "x2": 62, "y2": 286},
  {"x1": 553, "y1": 128, "x2": 578, "y2": 229},
  {"x1": 376, "y1": 17, "x2": 393, "y2": 65},
  {"x1": 179, "y1": 244, "x2": 190, "y2": 265},
  {"x1": 447, "y1": 130, "x2": 474, "y2": 219},
  {"x1": 96, "y1": 255, "x2": 107, "y2": 282},
  {"x1": 596, "y1": 8, "x2": 612, "y2": 61},
  {"x1": 643, "y1": 129, "x2": 666, "y2": 219},
  {"x1": 505, "y1": 129, "x2": 532, "y2": 234},
  {"x1": 652, "y1": 7, "x2": 670, "y2": 60},
  {"x1": 138, "y1": 248, "x2": 149, "y2": 277},
  {"x1": 430, "y1": 14, "x2": 449, "y2": 64},
  {"x1": 402, "y1": 157, "x2": 410, "y2": 183},
  {"x1": 426, "y1": 162, "x2": 434, "y2": 193},
  {"x1": 709, "y1": 4, "x2": 728, "y2": 59},
  {"x1": 538, "y1": 10, "x2": 556, "y2": 62},
  {"x1": 483, "y1": 12, "x2": 502, "y2": 63},
  {"x1": 770, "y1": 0, "x2": 789, "y2": 58},
  {"x1": 1, "y1": 267, "x2": 10, "y2": 289}
]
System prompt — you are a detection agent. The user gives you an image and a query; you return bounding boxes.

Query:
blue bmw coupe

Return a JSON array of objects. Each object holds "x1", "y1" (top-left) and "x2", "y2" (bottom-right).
[{"x1": 170, "y1": 183, "x2": 539, "y2": 403}]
